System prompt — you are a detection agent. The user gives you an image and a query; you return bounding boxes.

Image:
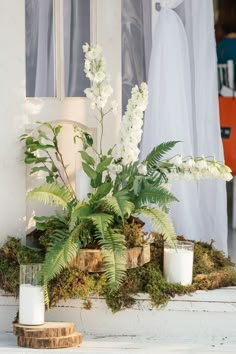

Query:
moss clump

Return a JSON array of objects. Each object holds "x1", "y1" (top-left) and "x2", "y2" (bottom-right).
[
  {"x1": 0, "y1": 237, "x2": 43, "y2": 294},
  {"x1": 0, "y1": 235, "x2": 235, "y2": 312}
]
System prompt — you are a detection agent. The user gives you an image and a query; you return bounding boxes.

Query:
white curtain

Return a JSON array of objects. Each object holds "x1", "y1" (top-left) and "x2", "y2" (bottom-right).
[
  {"x1": 25, "y1": 0, "x2": 90, "y2": 98},
  {"x1": 141, "y1": 0, "x2": 227, "y2": 252},
  {"x1": 122, "y1": 0, "x2": 152, "y2": 112},
  {"x1": 184, "y1": 0, "x2": 228, "y2": 253},
  {"x1": 25, "y1": 0, "x2": 55, "y2": 97}
]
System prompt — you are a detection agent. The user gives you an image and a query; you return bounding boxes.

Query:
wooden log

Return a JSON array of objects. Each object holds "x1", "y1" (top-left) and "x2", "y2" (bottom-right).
[
  {"x1": 71, "y1": 244, "x2": 151, "y2": 272},
  {"x1": 13, "y1": 322, "x2": 75, "y2": 338},
  {"x1": 17, "y1": 332, "x2": 82, "y2": 349}
]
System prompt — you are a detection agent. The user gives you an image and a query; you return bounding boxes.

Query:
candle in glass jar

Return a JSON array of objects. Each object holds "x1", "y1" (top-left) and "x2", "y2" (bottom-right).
[
  {"x1": 19, "y1": 264, "x2": 45, "y2": 325},
  {"x1": 19, "y1": 284, "x2": 45, "y2": 325},
  {"x1": 163, "y1": 241, "x2": 194, "y2": 286}
]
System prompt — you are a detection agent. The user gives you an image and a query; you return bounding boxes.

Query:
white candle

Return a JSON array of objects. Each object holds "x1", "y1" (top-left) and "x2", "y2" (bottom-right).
[
  {"x1": 19, "y1": 284, "x2": 45, "y2": 325},
  {"x1": 163, "y1": 242, "x2": 194, "y2": 286},
  {"x1": 75, "y1": 169, "x2": 91, "y2": 200}
]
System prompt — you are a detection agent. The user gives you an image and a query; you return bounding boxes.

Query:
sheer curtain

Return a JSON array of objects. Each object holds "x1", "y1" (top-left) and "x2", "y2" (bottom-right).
[
  {"x1": 183, "y1": 0, "x2": 227, "y2": 253},
  {"x1": 140, "y1": 0, "x2": 204, "y2": 242},
  {"x1": 122, "y1": 0, "x2": 152, "y2": 112},
  {"x1": 25, "y1": 0, "x2": 90, "y2": 98},
  {"x1": 141, "y1": 0, "x2": 227, "y2": 252},
  {"x1": 64, "y1": 0, "x2": 90, "y2": 97},
  {"x1": 25, "y1": 0, "x2": 55, "y2": 97}
]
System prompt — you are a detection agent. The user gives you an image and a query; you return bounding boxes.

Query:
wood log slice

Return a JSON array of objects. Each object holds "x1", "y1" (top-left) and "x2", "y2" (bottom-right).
[
  {"x1": 71, "y1": 244, "x2": 150, "y2": 272},
  {"x1": 13, "y1": 322, "x2": 75, "y2": 338},
  {"x1": 17, "y1": 332, "x2": 82, "y2": 349}
]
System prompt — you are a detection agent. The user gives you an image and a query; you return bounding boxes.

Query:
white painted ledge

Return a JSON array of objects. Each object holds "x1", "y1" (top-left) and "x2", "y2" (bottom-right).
[{"x1": 1, "y1": 288, "x2": 236, "y2": 338}]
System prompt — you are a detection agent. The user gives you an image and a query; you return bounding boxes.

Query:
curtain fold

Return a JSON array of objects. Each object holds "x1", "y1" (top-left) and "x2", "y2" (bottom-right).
[
  {"x1": 25, "y1": 0, "x2": 55, "y2": 97},
  {"x1": 183, "y1": 0, "x2": 228, "y2": 253},
  {"x1": 64, "y1": 0, "x2": 90, "y2": 97},
  {"x1": 25, "y1": 0, "x2": 90, "y2": 98},
  {"x1": 122, "y1": 0, "x2": 152, "y2": 112},
  {"x1": 140, "y1": 0, "x2": 204, "y2": 244},
  {"x1": 141, "y1": 0, "x2": 228, "y2": 253}
]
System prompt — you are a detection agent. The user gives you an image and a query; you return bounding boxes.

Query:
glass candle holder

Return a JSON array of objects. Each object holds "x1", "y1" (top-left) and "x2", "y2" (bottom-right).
[
  {"x1": 163, "y1": 241, "x2": 194, "y2": 286},
  {"x1": 19, "y1": 264, "x2": 45, "y2": 325}
]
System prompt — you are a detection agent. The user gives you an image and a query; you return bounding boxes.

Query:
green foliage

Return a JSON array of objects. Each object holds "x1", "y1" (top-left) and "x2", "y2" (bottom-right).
[
  {"x1": 140, "y1": 207, "x2": 177, "y2": 248},
  {"x1": 0, "y1": 237, "x2": 43, "y2": 294},
  {"x1": 104, "y1": 191, "x2": 134, "y2": 222},
  {"x1": 21, "y1": 122, "x2": 185, "y2": 297},
  {"x1": 27, "y1": 183, "x2": 74, "y2": 211},
  {"x1": 144, "y1": 141, "x2": 179, "y2": 171}
]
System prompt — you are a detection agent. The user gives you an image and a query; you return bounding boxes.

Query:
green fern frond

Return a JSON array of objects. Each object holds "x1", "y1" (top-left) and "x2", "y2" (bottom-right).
[
  {"x1": 69, "y1": 202, "x2": 91, "y2": 231},
  {"x1": 139, "y1": 207, "x2": 177, "y2": 247},
  {"x1": 89, "y1": 213, "x2": 126, "y2": 287},
  {"x1": 88, "y1": 213, "x2": 113, "y2": 237},
  {"x1": 101, "y1": 230, "x2": 126, "y2": 288},
  {"x1": 137, "y1": 185, "x2": 178, "y2": 208},
  {"x1": 104, "y1": 191, "x2": 134, "y2": 222},
  {"x1": 27, "y1": 183, "x2": 73, "y2": 211},
  {"x1": 144, "y1": 141, "x2": 179, "y2": 169},
  {"x1": 42, "y1": 232, "x2": 80, "y2": 304}
]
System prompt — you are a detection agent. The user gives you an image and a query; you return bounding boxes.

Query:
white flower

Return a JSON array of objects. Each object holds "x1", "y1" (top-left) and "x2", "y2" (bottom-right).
[
  {"x1": 94, "y1": 71, "x2": 106, "y2": 83},
  {"x1": 82, "y1": 43, "x2": 89, "y2": 53},
  {"x1": 138, "y1": 164, "x2": 147, "y2": 175},
  {"x1": 83, "y1": 44, "x2": 113, "y2": 112},
  {"x1": 170, "y1": 155, "x2": 183, "y2": 167},
  {"x1": 184, "y1": 158, "x2": 195, "y2": 168},
  {"x1": 114, "y1": 82, "x2": 148, "y2": 164},
  {"x1": 111, "y1": 100, "x2": 118, "y2": 113},
  {"x1": 195, "y1": 158, "x2": 208, "y2": 169}
]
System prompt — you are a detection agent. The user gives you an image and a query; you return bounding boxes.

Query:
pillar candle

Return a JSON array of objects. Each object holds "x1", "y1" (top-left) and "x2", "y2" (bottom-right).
[{"x1": 163, "y1": 241, "x2": 194, "y2": 286}]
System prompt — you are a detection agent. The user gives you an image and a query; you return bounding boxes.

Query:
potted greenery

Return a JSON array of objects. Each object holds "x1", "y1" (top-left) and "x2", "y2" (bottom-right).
[{"x1": 21, "y1": 43, "x2": 232, "y2": 300}]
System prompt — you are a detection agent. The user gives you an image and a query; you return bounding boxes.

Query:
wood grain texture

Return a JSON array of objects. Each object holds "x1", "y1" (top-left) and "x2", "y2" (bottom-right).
[
  {"x1": 13, "y1": 322, "x2": 75, "y2": 338},
  {"x1": 72, "y1": 244, "x2": 150, "y2": 272},
  {"x1": 17, "y1": 332, "x2": 82, "y2": 349}
]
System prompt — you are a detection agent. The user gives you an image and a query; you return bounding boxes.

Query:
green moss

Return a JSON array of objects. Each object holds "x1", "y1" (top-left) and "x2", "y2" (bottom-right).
[
  {"x1": 0, "y1": 237, "x2": 43, "y2": 294},
  {"x1": 0, "y1": 235, "x2": 236, "y2": 312}
]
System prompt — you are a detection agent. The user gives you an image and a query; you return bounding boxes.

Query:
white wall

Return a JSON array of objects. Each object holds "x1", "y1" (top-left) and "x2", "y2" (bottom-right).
[{"x1": 0, "y1": 0, "x2": 26, "y2": 243}]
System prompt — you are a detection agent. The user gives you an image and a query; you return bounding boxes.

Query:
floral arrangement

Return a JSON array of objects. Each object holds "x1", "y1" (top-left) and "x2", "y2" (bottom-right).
[{"x1": 21, "y1": 43, "x2": 232, "y2": 301}]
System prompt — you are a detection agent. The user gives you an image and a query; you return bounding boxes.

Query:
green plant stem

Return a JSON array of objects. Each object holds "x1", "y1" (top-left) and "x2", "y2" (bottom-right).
[
  {"x1": 46, "y1": 151, "x2": 76, "y2": 200},
  {"x1": 100, "y1": 109, "x2": 104, "y2": 155}
]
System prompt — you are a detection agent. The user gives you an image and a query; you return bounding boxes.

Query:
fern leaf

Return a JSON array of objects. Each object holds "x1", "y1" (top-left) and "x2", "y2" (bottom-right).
[
  {"x1": 42, "y1": 232, "x2": 80, "y2": 304},
  {"x1": 69, "y1": 202, "x2": 91, "y2": 231},
  {"x1": 88, "y1": 213, "x2": 113, "y2": 239},
  {"x1": 102, "y1": 232, "x2": 126, "y2": 288},
  {"x1": 144, "y1": 141, "x2": 179, "y2": 169},
  {"x1": 27, "y1": 183, "x2": 73, "y2": 210},
  {"x1": 139, "y1": 207, "x2": 177, "y2": 247},
  {"x1": 137, "y1": 185, "x2": 178, "y2": 207},
  {"x1": 104, "y1": 191, "x2": 134, "y2": 222},
  {"x1": 89, "y1": 214, "x2": 126, "y2": 287}
]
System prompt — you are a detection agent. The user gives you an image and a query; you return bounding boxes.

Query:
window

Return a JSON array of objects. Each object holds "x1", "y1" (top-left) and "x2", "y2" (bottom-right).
[{"x1": 25, "y1": 0, "x2": 90, "y2": 98}]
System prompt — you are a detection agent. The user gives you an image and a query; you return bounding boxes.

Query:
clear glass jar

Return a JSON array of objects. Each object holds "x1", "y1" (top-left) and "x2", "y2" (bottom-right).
[
  {"x1": 163, "y1": 241, "x2": 194, "y2": 286},
  {"x1": 19, "y1": 264, "x2": 45, "y2": 325}
]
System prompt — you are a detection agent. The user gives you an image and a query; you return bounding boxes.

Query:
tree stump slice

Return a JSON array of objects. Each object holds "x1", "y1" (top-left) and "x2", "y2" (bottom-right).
[
  {"x1": 72, "y1": 244, "x2": 150, "y2": 272},
  {"x1": 17, "y1": 332, "x2": 82, "y2": 349},
  {"x1": 13, "y1": 322, "x2": 75, "y2": 338},
  {"x1": 13, "y1": 322, "x2": 82, "y2": 349}
]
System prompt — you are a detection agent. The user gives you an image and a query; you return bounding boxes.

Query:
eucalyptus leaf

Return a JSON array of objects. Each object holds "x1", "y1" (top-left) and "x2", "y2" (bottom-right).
[{"x1": 82, "y1": 162, "x2": 97, "y2": 180}]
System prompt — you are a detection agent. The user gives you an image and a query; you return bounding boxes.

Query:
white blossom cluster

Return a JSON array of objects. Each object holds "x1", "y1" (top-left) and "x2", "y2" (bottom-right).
[
  {"x1": 168, "y1": 155, "x2": 232, "y2": 182},
  {"x1": 83, "y1": 43, "x2": 117, "y2": 111},
  {"x1": 115, "y1": 82, "x2": 148, "y2": 164}
]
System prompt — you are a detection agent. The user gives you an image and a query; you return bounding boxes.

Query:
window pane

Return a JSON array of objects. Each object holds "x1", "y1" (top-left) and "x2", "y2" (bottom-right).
[
  {"x1": 64, "y1": 0, "x2": 90, "y2": 97},
  {"x1": 25, "y1": 0, "x2": 55, "y2": 97}
]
